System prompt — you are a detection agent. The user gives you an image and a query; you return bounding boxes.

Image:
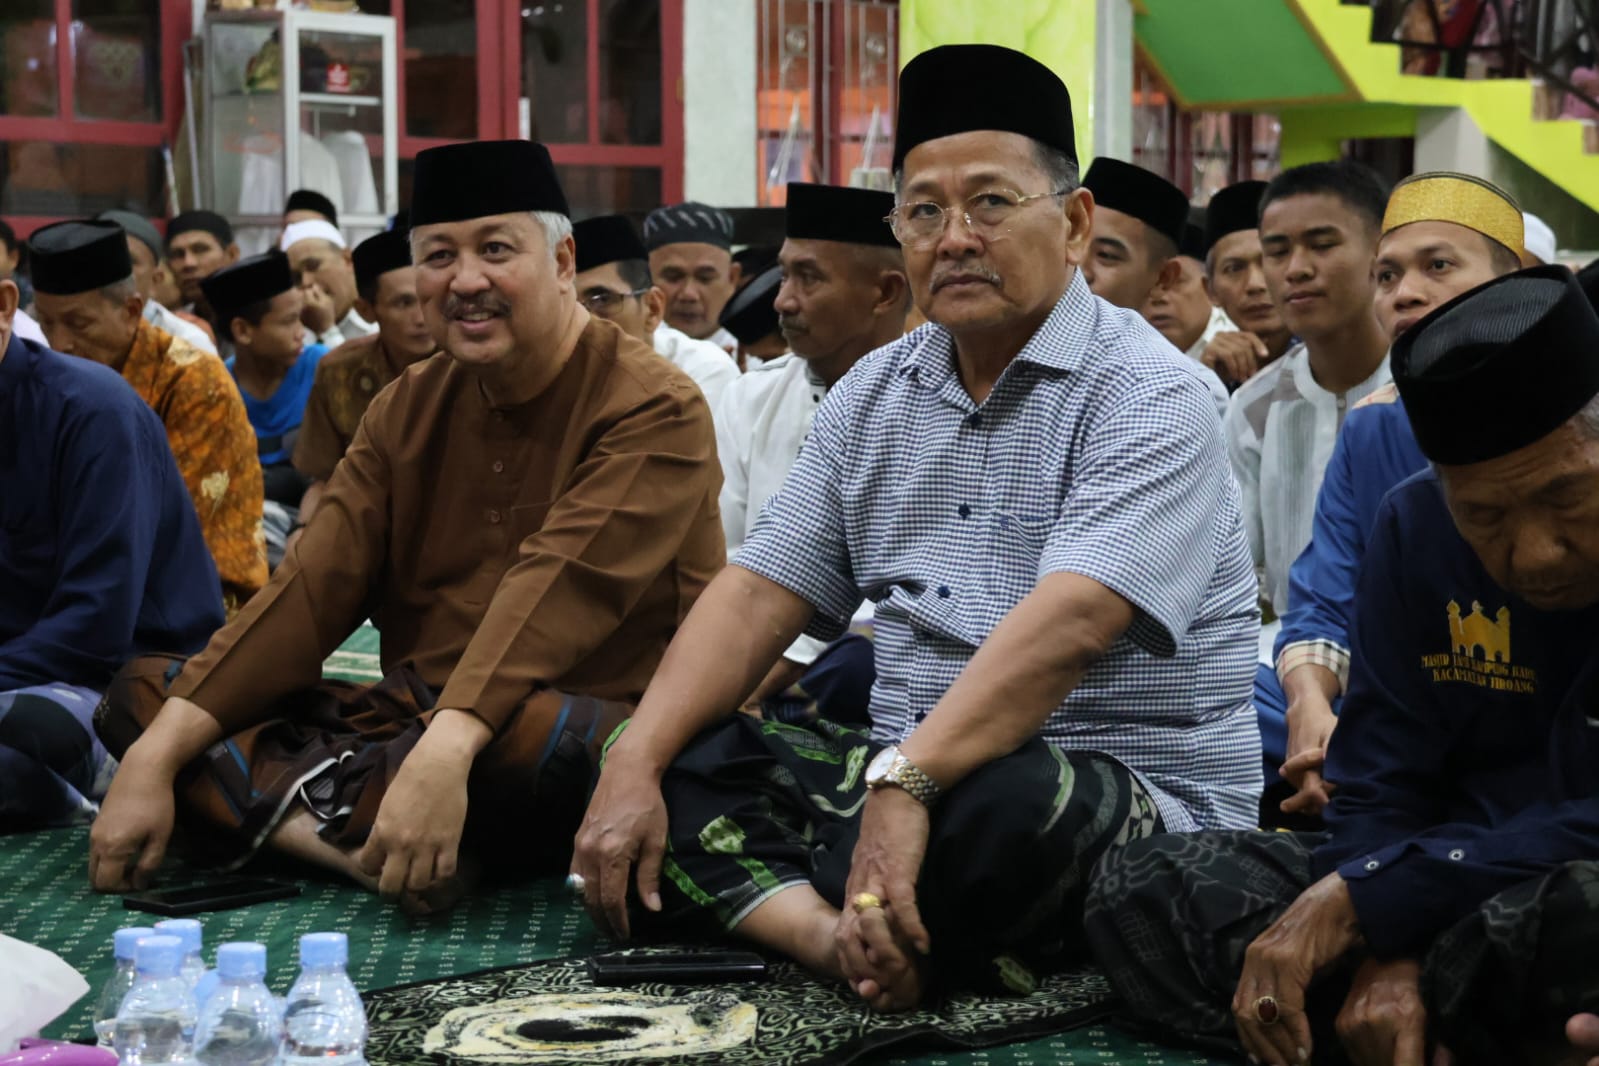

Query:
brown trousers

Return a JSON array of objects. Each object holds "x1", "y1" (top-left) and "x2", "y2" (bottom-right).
[{"x1": 96, "y1": 655, "x2": 631, "y2": 877}]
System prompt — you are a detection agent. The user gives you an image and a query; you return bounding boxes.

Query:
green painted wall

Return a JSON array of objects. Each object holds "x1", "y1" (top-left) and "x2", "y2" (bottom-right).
[
  {"x1": 900, "y1": 0, "x2": 1097, "y2": 163},
  {"x1": 1134, "y1": 0, "x2": 1346, "y2": 107}
]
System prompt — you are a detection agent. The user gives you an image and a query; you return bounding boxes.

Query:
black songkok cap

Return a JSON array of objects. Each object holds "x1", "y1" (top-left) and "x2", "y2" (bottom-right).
[
  {"x1": 1179, "y1": 207, "x2": 1207, "y2": 260},
  {"x1": 166, "y1": 209, "x2": 234, "y2": 250},
  {"x1": 201, "y1": 250, "x2": 295, "y2": 321},
  {"x1": 28, "y1": 220, "x2": 134, "y2": 296},
  {"x1": 642, "y1": 202, "x2": 734, "y2": 251},
  {"x1": 573, "y1": 214, "x2": 649, "y2": 273},
  {"x1": 1578, "y1": 256, "x2": 1599, "y2": 309},
  {"x1": 1205, "y1": 180, "x2": 1269, "y2": 253},
  {"x1": 285, "y1": 188, "x2": 339, "y2": 226},
  {"x1": 410, "y1": 140, "x2": 570, "y2": 226},
  {"x1": 1393, "y1": 264, "x2": 1599, "y2": 465},
  {"x1": 785, "y1": 183, "x2": 897, "y2": 248},
  {"x1": 892, "y1": 45, "x2": 1076, "y2": 172},
  {"x1": 718, "y1": 264, "x2": 782, "y2": 344},
  {"x1": 352, "y1": 229, "x2": 413, "y2": 293},
  {"x1": 1083, "y1": 158, "x2": 1189, "y2": 248}
]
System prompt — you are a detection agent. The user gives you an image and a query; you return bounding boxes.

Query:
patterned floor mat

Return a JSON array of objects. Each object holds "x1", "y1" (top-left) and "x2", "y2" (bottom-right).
[
  {"x1": 8, "y1": 625, "x2": 1230, "y2": 1065},
  {"x1": 364, "y1": 949, "x2": 1115, "y2": 1066}
]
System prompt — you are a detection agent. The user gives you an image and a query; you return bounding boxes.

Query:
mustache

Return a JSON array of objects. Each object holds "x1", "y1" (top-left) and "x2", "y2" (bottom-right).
[
  {"x1": 778, "y1": 315, "x2": 807, "y2": 334},
  {"x1": 443, "y1": 293, "x2": 513, "y2": 317},
  {"x1": 930, "y1": 262, "x2": 1002, "y2": 291}
]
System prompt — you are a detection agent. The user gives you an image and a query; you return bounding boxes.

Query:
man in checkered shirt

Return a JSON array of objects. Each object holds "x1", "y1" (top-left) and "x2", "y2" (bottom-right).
[{"x1": 572, "y1": 44, "x2": 1261, "y2": 1012}]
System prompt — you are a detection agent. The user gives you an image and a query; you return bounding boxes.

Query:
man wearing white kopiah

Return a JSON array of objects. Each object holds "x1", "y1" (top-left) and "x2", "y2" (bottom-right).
[
  {"x1": 571, "y1": 43, "x2": 1260, "y2": 1014},
  {"x1": 280, "y1": 219, "x2": 376, "y2": 348}
]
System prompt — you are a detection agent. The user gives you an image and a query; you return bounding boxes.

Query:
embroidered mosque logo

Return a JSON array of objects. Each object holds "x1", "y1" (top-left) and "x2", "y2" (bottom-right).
[
  {"x1": 1419, "y1": 599, "x2": 1536, "y2": 694},
  {"x1": 1448, "y1": 599, "x2": 1511, "y2": 663}
]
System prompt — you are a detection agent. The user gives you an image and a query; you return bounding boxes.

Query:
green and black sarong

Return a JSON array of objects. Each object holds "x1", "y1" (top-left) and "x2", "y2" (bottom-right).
[{"x1": 636, "y1": 714, "x2": 1162, "y2": 992}]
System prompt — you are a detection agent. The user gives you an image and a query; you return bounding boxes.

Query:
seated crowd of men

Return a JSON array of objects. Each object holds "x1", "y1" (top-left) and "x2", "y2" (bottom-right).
[{"x1": 2, "y1": 40, "x2": 1596, "y2": 1066}]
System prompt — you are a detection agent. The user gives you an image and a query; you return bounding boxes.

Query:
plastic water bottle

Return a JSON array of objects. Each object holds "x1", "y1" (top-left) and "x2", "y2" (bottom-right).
[
  {"x1": 195, "y1": 943, "x2": 281, "y2": 1066},
  {"x1": 113, "y1": 934, "x2": 198, "y2": 1065},
  {"x1": 95, "y1": 926, "x2": 157, "y2": 1047},
  {"x1": 282, "y1": 933, "x2": 366, "y2": 1066},
  {"x1": 154, "y1": 919, "x2": 208, "y2": 991}
]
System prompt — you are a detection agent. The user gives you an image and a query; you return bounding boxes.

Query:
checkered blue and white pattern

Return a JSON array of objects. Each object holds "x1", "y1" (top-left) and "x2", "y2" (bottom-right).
[{"x1": 734, "y1": 274, "x2": 1263, "y2": 831}]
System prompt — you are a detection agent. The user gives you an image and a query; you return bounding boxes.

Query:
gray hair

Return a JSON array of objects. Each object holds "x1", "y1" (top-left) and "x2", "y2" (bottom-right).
[
  {"x1": 99, "y1": 275, "x2": 140, "y2": 305},
  {"x1": 531, "y1": 211, "x2": 573, "y2": 258},
  {"x1": 892, "y1": 140, "x2": 1080, "y2": 198}
]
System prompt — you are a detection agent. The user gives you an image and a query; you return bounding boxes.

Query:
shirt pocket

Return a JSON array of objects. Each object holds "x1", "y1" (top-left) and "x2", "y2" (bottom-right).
[{"x1": 985, "y1": 510, "x2": 1051, "y2": 606}]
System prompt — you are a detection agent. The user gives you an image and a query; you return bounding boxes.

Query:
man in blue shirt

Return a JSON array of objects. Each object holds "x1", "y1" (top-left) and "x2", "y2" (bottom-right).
[
  {"x1": 1263, "y1": 173, "x2": 1527, "y2": 818},
  {"x1": 203, "y1": 250, "x2": 328, "y2": 568},
  {"x1": 0, "y1": 270, "x2": 222, "y2": 828},
  {"x1": 1087, "y1": 265, "x2": 1599, "y2": 1066},
  {"x1": 571, "y1": 44, "x2": 1259, "y2": 1013}
]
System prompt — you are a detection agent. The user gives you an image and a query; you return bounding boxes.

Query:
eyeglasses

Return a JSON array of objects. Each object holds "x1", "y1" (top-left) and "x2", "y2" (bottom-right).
[
  {"x1": 884, "y1": 188, "x2": 1071, "y2": 248},
  {"x1": 580, "y1": 287, "x2": 650, "y2": 313}
]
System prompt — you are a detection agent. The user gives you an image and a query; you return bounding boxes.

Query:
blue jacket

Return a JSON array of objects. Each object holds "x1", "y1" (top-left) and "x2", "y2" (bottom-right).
[
  {"x1": 1314, "y1": 471, "x2": 1599, "y2": 957},
  {"x1": 1274, "y1": 388, "x2": 1428, "y2": 666},
  {"x1": 0, "y1": 334, "x2": 222, "y2": 689}
]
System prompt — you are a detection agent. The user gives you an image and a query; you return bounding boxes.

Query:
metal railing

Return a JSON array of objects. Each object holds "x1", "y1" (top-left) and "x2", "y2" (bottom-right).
[{"x1": 1344, "y1": 0, "x2": 1599, "y2": 118}]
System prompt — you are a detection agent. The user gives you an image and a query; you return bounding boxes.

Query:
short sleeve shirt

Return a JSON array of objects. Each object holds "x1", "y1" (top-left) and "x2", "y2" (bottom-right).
[{"x1": 734, "y1": 274, "x2": 1262, "y2": 831}]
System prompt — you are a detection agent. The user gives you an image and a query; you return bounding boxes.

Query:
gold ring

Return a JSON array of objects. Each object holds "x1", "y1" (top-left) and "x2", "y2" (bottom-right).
[
  {"x1": 1254, "y1": 995, "x2": 1280, "y2": 1026},
  {"x1": 851, "y1": 892, "x2": 884, "y2": 913}
]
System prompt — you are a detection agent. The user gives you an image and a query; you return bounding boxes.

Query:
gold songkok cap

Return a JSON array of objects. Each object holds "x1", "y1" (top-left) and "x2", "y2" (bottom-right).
[{"x1": 1381, "y1": 171, "x2": 1523, "y2": 260}]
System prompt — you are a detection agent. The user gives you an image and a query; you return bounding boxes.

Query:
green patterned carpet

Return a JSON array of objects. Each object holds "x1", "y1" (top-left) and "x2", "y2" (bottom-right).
[{"x1": 10, "y1": 625, "x2": 1229, "y2": 1065}]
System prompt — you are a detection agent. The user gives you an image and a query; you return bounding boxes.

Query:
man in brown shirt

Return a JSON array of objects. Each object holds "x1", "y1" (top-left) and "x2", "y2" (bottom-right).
[
  {"x1": 293, "y1": 228, "x2": 437, "y2": 521},
  {"x1": 88, "y1": 140, "x2": 725, "y2": 912}
]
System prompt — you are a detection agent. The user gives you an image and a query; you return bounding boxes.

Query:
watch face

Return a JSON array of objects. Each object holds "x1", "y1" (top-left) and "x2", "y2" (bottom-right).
[{"x1": 865, "y1": 746, "x2": 897, "y2": 786}]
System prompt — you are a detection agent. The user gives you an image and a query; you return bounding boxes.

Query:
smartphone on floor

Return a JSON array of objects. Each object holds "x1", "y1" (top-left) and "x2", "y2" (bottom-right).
[
  {"x1": 587, "y1": 950, "x2": 770, "y2": 986},
  {"x1": 123, "y1": 877, "x2": 301, "y2": 917}
]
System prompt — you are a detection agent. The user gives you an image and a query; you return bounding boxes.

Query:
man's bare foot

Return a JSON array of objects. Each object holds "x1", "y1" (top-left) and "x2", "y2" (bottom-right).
[
  {"x1": 400, "y1": 850, "x2": 482, "y2": 916},
  {"x1": 736, "y1": 884, "x2": 845, "y2": 979},
  {"x1": 851, "y1": 905, "x2": 927, "y2": 1013}
]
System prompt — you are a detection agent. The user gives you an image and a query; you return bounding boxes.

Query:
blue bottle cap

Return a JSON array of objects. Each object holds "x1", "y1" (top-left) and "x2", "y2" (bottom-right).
[
  {"x1": 113, "y1": 927, "x2": 157, "y2": 961},
  {"x1": 216, "y1": 941, "x2": 268, "y2": 979},
  {"x1": 299, "y1": 932, "x2": 348, "y2": 969},
  {"x1": 154, "y1": 918, "x2": 203, "y2": 955},
  {"x1": 134, "y1": 935, "x2": 184, "y2": 976}
]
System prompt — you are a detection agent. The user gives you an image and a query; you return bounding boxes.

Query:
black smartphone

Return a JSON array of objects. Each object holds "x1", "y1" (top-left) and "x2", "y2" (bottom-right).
[
  {"x1": 123, "y1": 877, "x2": 301, "y2": 917},
  {"x1": 587, "y1": 950, "x2": 770, "y2": 986}
]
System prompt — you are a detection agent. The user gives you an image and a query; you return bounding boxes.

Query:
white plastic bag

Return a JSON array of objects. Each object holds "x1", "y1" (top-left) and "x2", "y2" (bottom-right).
[{"x1": 0, "y1": 935, "x2": 89, "y2": 1054}]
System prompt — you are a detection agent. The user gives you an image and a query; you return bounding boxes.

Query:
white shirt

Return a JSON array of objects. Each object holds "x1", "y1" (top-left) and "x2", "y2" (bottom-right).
[
  {"x1": 144, "y1": 300, "x2": 217, "y2": 355},
  {"x1": 317, "y1": 307, "x2": 378, "y2": 349},
  {"x1": 714, "y1": 352, "x2": 832, "y2": 665},
  {"x1": 11, "y1": 307, "x2": 46, "y2": 346},
  {"x1": 707, "y1": 325, "x2": 738, "y2": 356},
  {"x1": 1222, "y1": 343, "x2": 1391, "y2": 615},
  {"x1": 652, "y1": 323, "x2": 740, "y2": 414},
  {"x1": 1185, "y1": 305, "x2": 1238, "y2": 362}
]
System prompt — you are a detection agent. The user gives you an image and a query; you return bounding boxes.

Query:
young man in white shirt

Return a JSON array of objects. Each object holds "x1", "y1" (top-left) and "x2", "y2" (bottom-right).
[{"x1": 1222, "y1": 161, "x2": 1390, "y2": 626}]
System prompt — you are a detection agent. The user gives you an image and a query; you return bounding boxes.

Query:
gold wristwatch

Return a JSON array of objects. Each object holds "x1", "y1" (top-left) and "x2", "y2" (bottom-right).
[{"x1": 864, "y1": 746, "x2": 941, "y2": 806}]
